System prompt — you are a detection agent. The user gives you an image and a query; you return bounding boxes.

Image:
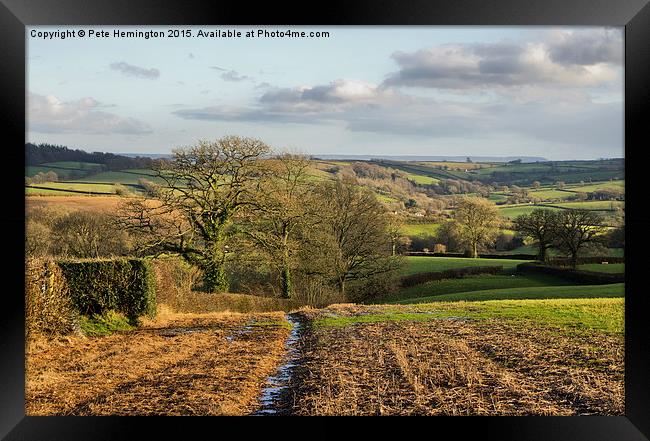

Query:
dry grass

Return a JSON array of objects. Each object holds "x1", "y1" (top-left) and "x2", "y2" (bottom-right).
[
  {"x1": 289, "y1": 305, "x2": 623, "y2": 416},
  {"x1": 25, "y1": 258, "x2": 80, "y2": 338},
  {"x1": 26, "y1": 195, "x2": 124, "y2": 213},
  {"x1": 26, "y1": 309, "x2": 290, "y2": 415}
]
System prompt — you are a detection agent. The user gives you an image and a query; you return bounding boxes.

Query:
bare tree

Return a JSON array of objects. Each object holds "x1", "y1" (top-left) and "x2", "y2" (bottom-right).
[
  {"x1": 554, "y1": 209, "x2": 607, "y2": 268},
  {"x1": 239, "y1": 153, "x2": 315, "y2": 298},
  {"x1": 308, "y1": 178, "x2": 400, "y2": 298},
  {"x1": 513, "y1": 209, "x2": 559, "y2": 262},
  {"x1": 117, "y1": 136, "x2": 271, "y2": 292}
]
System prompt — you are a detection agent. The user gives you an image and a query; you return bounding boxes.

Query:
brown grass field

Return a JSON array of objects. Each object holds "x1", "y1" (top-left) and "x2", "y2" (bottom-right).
[
  {"x1": 25, "y1": 301, "x2": 624, "y2": 416},
  {"x1": 26, "y1": 308, "x2": 290, "y2": 416},
  {"x1": 287, "y1": 304, "x2": 624, "y2": 416},
  {"x1": 26, "y1": 195, "x2": 124, "y2": 214}
]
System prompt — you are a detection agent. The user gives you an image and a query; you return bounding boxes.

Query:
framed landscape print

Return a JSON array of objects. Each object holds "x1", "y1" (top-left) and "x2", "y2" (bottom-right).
[{"x1": 2, "y1": 0, "x2": 649, "y2": 439}]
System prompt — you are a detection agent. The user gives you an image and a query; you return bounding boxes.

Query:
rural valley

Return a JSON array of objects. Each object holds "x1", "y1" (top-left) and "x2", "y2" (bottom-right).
[{"x1": 25, "y1": 139, "x2": 624, "y2": 416}]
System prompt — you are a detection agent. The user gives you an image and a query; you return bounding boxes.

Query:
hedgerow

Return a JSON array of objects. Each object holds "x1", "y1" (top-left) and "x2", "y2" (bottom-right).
[
  {"x1": 57, "y1": 258, "x2": 156, "y2": 321},
  {"x1": 400, "y1": 265, "x2": 503, "y2": 288},
  {"x1": 516, "y1": 263, "x2": 624, "y2": 284}
]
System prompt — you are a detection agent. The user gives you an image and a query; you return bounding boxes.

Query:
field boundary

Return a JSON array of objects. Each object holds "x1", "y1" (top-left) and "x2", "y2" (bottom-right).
[{"x1": 25, "y1": 185, "x2": 114, "y2": 195}]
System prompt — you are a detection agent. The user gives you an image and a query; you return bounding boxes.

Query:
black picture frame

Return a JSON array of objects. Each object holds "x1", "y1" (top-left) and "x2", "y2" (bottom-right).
[{"x1": 2, "y1": 0, "x2": 649, "y2": 438}]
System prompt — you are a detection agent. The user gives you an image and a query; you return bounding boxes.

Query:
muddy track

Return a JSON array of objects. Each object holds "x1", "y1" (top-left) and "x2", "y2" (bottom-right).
[{"x1": 251, "y1": 313, "x2": 309, "y2": 415}]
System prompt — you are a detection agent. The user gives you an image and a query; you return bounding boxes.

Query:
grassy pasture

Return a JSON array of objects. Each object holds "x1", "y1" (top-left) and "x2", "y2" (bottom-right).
[
  {"x1": 528, "y1": 189, "x2": 574, "y2": 200},
  {"x1": 375, "y1": 193, "x2": 400, "y2": 204},
  {"x1": 380, "y1": 273, "x2": 571, "y2": 303},
  {"x1": 577, "y1": 263, "x2": 624, "y2": 273},
  {"x1": 403, "y1": 256, "x2": 529, "y2": 276},
  {"x1": 316, "y1": 297, "x2": 623, "y2": 334},
  {"x1": 488, "y1": 193, "x2": 508, "y2": 202},
  {"x1": 391, "y1": 283, "x2": 624, "y2": 304},
  {"x1": 26, "y1": 166, "x2": 87, "y2": 180},
  {"x1": 26, "y1": 182, "x2": 120, "y2": 195},
  {"x1": 566, "y1": 180, "x2": 624, "y2": 193},
  {"x1": 400, "y1": 223, "x2": 440, "y2": 237},
  {"x1": 498, "y1": 205, "x2": 560, "y2": 218},
  {"x1": 404, "y1": 173, "x2": 440, "y2": 185},
  {"x1": 548, "y1": 201, "x2": 624, "y2": 210},
  {"x1": 25, "y1": 187, "x2": 76, "y2": 196},
  {"x1": 74, "y1": 170, "x2": 162, "y2": 185},
  {"x1": 41, "y1": 161, "x2": 104, "y2": 170}
]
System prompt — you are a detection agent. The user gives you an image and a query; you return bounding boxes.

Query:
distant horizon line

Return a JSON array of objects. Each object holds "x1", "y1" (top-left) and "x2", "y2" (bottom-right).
[{"x1": 116, "y1": 152, "x2": 624, "y2": 163}]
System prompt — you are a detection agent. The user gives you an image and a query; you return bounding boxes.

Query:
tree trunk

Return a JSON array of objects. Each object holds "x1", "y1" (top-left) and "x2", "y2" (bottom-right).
[
  {"x1": 470, "y1": 242, "x2": 478, "y2": 258},
  {"x1": 280, "y1": 229, "x2": 292, "y2": 298},
  {"x1": 570, "y1": 252, "x2": 578, "y2": 269},
  {"x1": 337, "y1": 278, "x2": 346, "y2": 299},
  {"x1": 202, "y1": 256, "x2": 228, "y2": 293},
  {"x1": 538, "y1": 245, "x2": 547, "y2": 263},
  {"x1": 280, "y1": 264, "x2": 292, "y2": 299}
]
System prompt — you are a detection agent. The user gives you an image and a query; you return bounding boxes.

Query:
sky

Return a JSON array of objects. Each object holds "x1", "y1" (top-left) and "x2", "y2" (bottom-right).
[{"x1": 26, "y1": 26, "x2": 624, "y2": 160}]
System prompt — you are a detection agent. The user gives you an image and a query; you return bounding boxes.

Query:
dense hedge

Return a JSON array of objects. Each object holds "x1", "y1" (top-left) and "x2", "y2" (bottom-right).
[
  {"x1": 400, "y1": 265, "x2": 503, "y2": 288},
  {"x1": 57, "y1": 258, "x2": 156, "y2": 320},
  {"x1": 516, "y1": 263, "x2": 624, "y2": 285},
  {"x1": 405, "y1": 252, "x2": 537, "y2": 260}
]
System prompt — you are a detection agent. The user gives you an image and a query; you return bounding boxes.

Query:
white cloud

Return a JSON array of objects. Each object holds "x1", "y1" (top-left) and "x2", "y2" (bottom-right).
[
  {"x1": 382, "y1": 29, "x2": 621, "y2": 90},
  {"x1": 110, "y1": 62, "x2": 160, "y2": 79},
  {"x1": 28, "y1": 93, "x2": 152, "y2": 135}
]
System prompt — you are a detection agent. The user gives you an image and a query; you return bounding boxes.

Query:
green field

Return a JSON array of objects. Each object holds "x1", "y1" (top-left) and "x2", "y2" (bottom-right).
[
  {"x1": 30, "y1": 182, "x2": 118, "y2": 192},
  {"x1": 548, "y1": 201, "x2": 624, "y2": 210},
  {"x1": 578, "y1": 263, "x2": 624, "y2": 273},
  {"x1": 381, "y1": 273, "x2": 570, "y2": 303},
  {"x1": 405, "y1": 173, "x2": 440, "y2": 185},
  {"x1": 26, "y1": 166, "x2": 86, "y2": 180},
  {"x1": 566, "y1": 180, "x2": 624, "y2": 193},
  {"x1": 25, "y1": 187, "x2": 76, "y2": 195},
  {"x1": 498, "y1": 205, "x2": 560, "y2": 218},
  {"x1": 74, "y1": 170, "x2": 161, "y2": 185},
  {"x1": 400, "y1": 223, "x2": 440, "y2": 237},
  {"x1": 488, "y1": 193, "x2": 508, "y2": 202},
  {"x1": 375, "y1": 193, "x2": 400, "y2": 204},
  {"x1": 321, "y1": 297, "x2": 624, "y2": 334},
  {"x1": 528, "y1": 189, "x2": 574, "y2": 200},
  {"x1": 403, "y1": 256, "x2": 530, "y2": 276},
  {"x1": 391, "y1": 283, "x2": 624, "y2": 305},
  {"x1": 41, "y1": 161, "x2": 104, "y2": 170}
]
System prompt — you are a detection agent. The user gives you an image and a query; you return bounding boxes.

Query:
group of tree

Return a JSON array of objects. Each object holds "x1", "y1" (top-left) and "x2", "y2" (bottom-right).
[
  {"x1": 514, "y1": 208, "x2": 610, "y2": 268},
  {"x1": 116, "y1": 136, "x2": 401, "y2": 301},
  {"x1": 26, "y1": 143, "x2": 155, "y2": 170},
  {"x1": 26, "y1": 171, "x2": 58, "y2": 185},
  {"x1": 26, "y1": 207, "x2": 132, "y2": 258}
]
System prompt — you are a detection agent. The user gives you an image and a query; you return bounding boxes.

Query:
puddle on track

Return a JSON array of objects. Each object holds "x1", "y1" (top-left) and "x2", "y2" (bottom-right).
[
  {"x1": 225, "y1": 324, "x2": 255, "y2": 342},
  {"x1": 252, "y1": 313, "x2": 302, "y2": 416}
]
